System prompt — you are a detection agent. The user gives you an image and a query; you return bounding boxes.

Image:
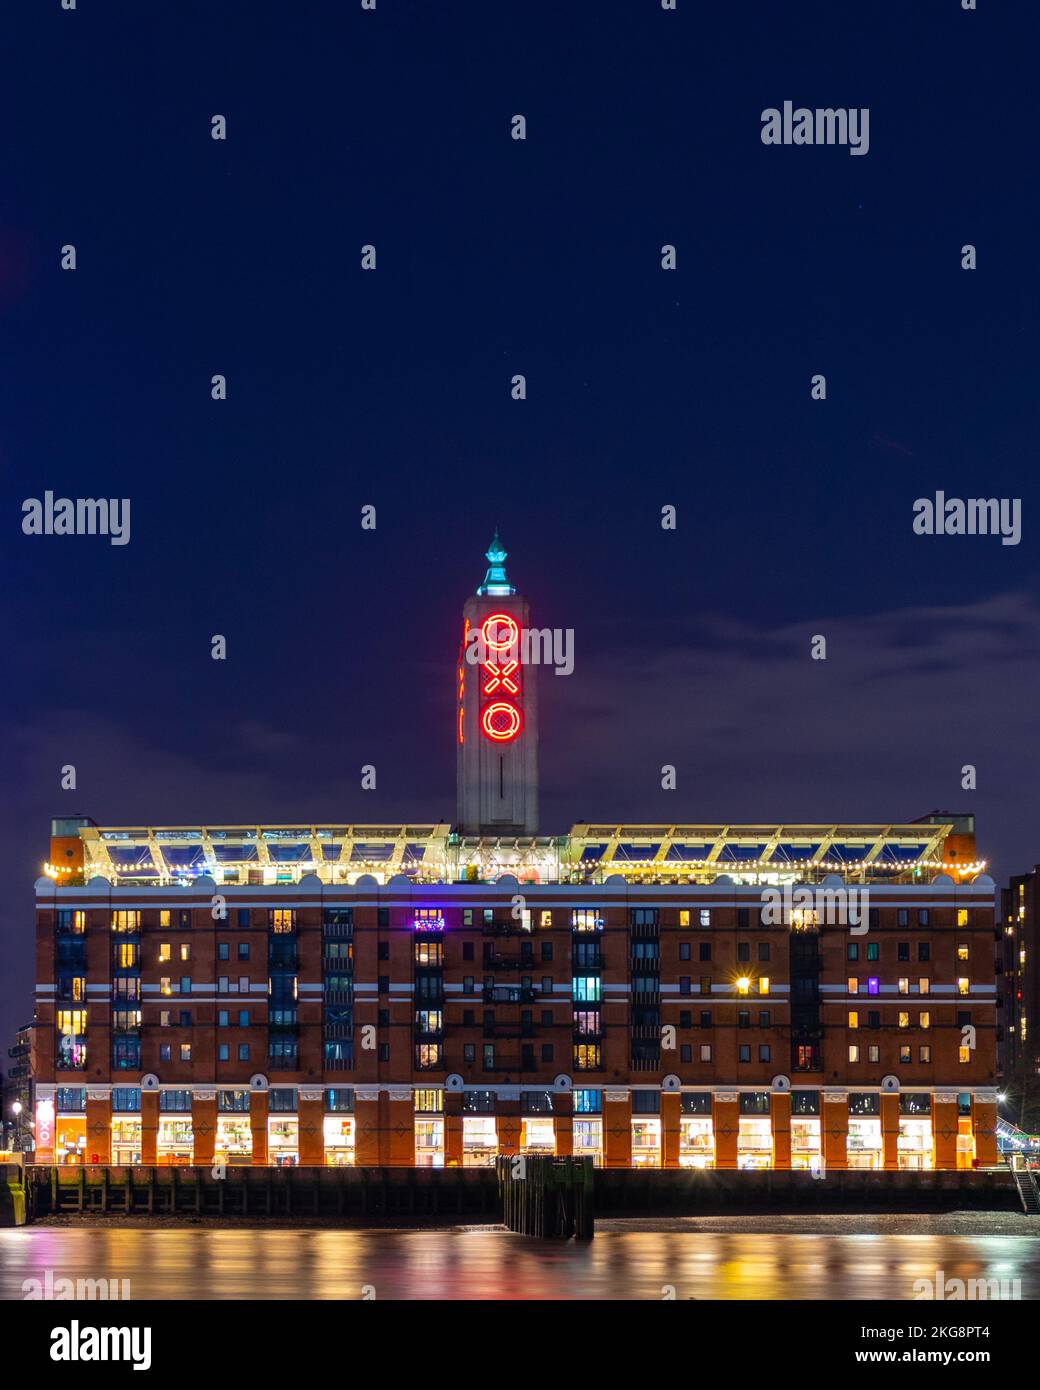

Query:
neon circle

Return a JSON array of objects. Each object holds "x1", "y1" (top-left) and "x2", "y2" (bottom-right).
[
  {"x1": 481, "y1": 701, "x2": 522, "y2": 742},
  {"x1": 481, "y1": 613, "x2": 519, "y2": 653}
]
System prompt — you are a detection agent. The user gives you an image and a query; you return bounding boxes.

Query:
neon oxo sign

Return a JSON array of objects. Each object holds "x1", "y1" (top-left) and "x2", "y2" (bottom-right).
[{"x1": 478, "y1": 612, "x2": 522, "y2": 743}]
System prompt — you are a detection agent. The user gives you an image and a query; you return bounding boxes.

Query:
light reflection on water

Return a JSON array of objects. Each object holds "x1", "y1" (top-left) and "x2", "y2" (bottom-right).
[{"x1": 1, "y1": 1228, "x2": 1038, "y2": 1300}]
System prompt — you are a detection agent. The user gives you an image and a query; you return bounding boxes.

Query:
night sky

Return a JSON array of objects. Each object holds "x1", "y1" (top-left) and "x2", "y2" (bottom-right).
[{"x1": 2, "y1": 1, "x2": 1037, "y2": 1046}]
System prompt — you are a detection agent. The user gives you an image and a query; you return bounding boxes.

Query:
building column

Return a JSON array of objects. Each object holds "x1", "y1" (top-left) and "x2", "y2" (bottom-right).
[
  {"x1": 444, "y1": 1092, "x2": 463, "y2": 1168},
  {"x1": 192, "y1": 1090, "x2": 216, "y2": 1167},
  {"x1": 822, "y1": 1091, "x2": 848, "y2": 1169},
  {"x1": 604, "y1": 1090, "x2": 632, "y2": 1168},
  {"x1": 553, "y1": 1092, "x2": 573, "y2": 1157},
  {"x1": 933, "y1": 1091, "x2": 958, "y2": 1171},
  {"x1": 771, "y1": 1091, "x2": 791, "y2": 1171},
  {"x1": 86, "y1": 1088, "x2": 111, "y2": 1166},
  {"x1": 661, "y1": 1090, "x2": 681, "y2": 1169},
  {"x1": 141, "y1": 1090, "x2": 159, "y2": 1165},
  {"x1": 250, "y1": 1091, "x2": 269, "y2": 1166},
  {"x1": 496, "y1": 1107, "x2": 521, "y2": 1159},
  {"x1": 881, "y1": 1092, "x2": 900, "y2": 1170},
  {"x1": 387, "y1": 1089, "x2": 415, "y2": 1166},
  {"x1": 354, "y1": 1088, "x2": 380, "y2": 1166},
  {"x1": 972, "y1": 1091, "x2": 998, "y2": 1168},
  {"x1": 298, "y1": 1089, "x2": 324, "y2": 1165},
  {"x1": 712, "y1": 1091, "x2": 739, "y2": 1170}
]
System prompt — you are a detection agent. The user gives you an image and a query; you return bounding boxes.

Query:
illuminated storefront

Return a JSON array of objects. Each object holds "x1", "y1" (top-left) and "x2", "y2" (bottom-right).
[
  {"x1": 520, "y1": 1117, "x2": 555, "y2": 1154},
  {"x1": 790, "y1": 1093, "x2": 821, "y2": 1170},
  {"x1": 679, "y1": 1094, "x2": 714, "y2": 1168},
  {"x1": 323, "y1": 1116, "x2": 356, "y2": 1165},
  {"x1": 55, "y1": 1089, "x2": 87, "y2": 1164},
  {"x1": 268, "y1": 1090, "x2": 299, "y2": 1166},
  {"x1": 738, "y1": 1094, "x2": 772, "y2": 1169},
  {"x1": 216, "y1": 1090, "x2": 253, "y2": 1165},
  {"x1": 572, "y1": 1118, "x2": 603, "y2": 1164},
  {"x1": 898, "y1": 1095, "x2": 933, "y2": 1170},
  {"x1": 462, "y1": 1116, "x2": 497, "y2": 1166},
  {"x1": 847, "y1": 1093, "x2": 883, "y2": 1169},
  {"x1": 631, "y1": 1119, "x2": 662, "y2": 1167},
  {"x1": 111, "y1": 1118, "x2": 142, "y2": 1164}
]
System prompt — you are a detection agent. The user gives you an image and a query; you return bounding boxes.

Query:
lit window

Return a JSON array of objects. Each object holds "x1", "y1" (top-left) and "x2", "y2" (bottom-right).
[
  {"x1": 540, "y1": 911, "x2": 552, "y2": 927},
  {"x1": 160, "y1": 978, "x2": 172, "y2": 996},
  {"x1": 160, "y1": 910, "x2": 171, "y2": 928},
  {"x1": 848, "y1": 977, "x2": 859, "y2": 995},
  {"x1": 848, "y1": 1011, "x2": 859, "y2": 1029},
  {"x1": 956, "y1": 909, "x2": 968, "y2": 927},
  {"x1": 919, "y1": 1045, "x2": 931, "y2": 1062},
  {"x1": 918, "y1": 978, "x2": 929, "y2": 994},
  {"x1": 848, "y1": 1045, "x2": 860, "y2": 1063},
  {"x1": 898, "y1": 1012, "x2": 909, "y2": 1029},
  {"x1": 920, "y1": 1012, "x2": 930, "y2": 1030},
  {"x1": 957, "y1": 978, "x2": 969, "y2": 996},
  {"x1": 758, "y1": 977, "x2": 770, "y2": 995},
  {"x1": 679, "y1": 910, "x2": 690, "y2": 927},
  {"x1": 959, "y1": 1046, "x2": 971, "y2": 1063},
  {"x1": 868, "y1": 1045, "x2": 879, "y2": 1062},
  {"x1": 180, "y1": 1044, "x2": 191, "y2": 1062},
  {"x1": 898, "y1": 978, "x2": 909, "y2": 994},
  {"x1": 699, "y1": 1044, "x2": 712, "y2": 1061},
  {"x1": 867, "y1": 977, "x2": 879, "y2": 995},
  {"x1": 736, "y1": 977, "x2": 750, "y2": 996},
  {"x1": 158, "y1": 943, "x2": 171, "y2": 963},
  {"x1": 699, "y1": 910, "x2": 710, "y2": 927},
  {"x1": 957, "y1": 944, "x2": 969, "y2": 961},
  {"x1": 160, "y1": 1011, "x2": 170, "y2": 1027},
  {"x1": 180, "y1": 944, "x2": 191, "y2": 962}
]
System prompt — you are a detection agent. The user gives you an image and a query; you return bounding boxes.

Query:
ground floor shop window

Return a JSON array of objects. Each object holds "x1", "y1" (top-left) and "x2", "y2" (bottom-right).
[
  {"x1": 572, "y1": 1118, "x2": 602, "y2": 1165},
  {"x1": 957, "y1": 1117, "x2": 975, "y2": 1169},
  {"x1": 323, "y1": 1115, "x2": 355, "y2": 1166},
  {"x1": 679, "y1": 1117, "x2": 714, "y2": 1168},
  {"x1": 790, "y1": 1117, "x2": 822, "y2": 1170},
  {"x1": 415, "y1": 1117, "x2": 444, "y2": 1167},
  {"x1": 631, "y1": 1118, "x2": 661, "y2": 1168},
  {"x1": 157, "y1": 1117, "x2": 194, "y2": 1165},
  {"x1": 737, "y1": 1116, "x2": 772, "y2": 1169},
  {"x1": 897, "y1": 1118, "x2": 933, "y2": 1170},
  {"x1": 520, "y1": 1117, "x2": 555, "y2": 1155},
  {"x1": 462, "y1": 1116, "x2": 497, "y2": 1167},
  {"x1": 215, "y1": 1116, "x2": 252, "y2": 1164},
  {"x1": 269, "y1": 1117, "x2": 299, "y2": 1166},
  {"x1": 55, "y1": 1116, "x2": 86, "y2": 1164},
  {"x1": 111, "y1": 1118, "x2": 142, "y2": 1165},
  {"x1": 847, "y1": 1116, "x2": 882, "y2": 1168}
]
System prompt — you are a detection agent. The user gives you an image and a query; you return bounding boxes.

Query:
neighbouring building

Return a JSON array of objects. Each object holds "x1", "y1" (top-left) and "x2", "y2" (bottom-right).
[
  {"x1": 1001, "y1": 868, "x2": 1040, "y2": 1078},
  {"x1": 29, "y1": 538, "x2": 1000, "y2": 1170}
]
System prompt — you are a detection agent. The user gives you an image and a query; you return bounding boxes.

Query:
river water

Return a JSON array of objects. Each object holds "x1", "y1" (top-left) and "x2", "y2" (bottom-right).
[{"x1": 2, "y1": 1215, "x2": 1038, "y2": 1300}]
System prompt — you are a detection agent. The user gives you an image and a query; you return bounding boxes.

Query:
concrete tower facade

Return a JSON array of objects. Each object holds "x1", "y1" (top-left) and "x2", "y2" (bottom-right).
[{"x1": 456, "y1": 531, "x2": 539, "y2": 835}]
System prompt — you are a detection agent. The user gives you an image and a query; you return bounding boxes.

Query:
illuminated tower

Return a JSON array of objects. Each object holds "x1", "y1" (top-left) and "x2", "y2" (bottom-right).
[{"x1": 456, "y1": 530, "x2": 539, "y2": 835}]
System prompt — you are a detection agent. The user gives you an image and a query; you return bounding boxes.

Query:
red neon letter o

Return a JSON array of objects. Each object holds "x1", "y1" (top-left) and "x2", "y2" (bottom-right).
[{"x1": 481, "y1": 702, "x2": 522, "y2": 742}]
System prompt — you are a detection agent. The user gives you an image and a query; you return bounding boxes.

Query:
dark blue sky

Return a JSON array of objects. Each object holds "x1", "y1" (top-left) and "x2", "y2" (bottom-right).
[{"x1": 2, "y1": 1, "x2": 1037, "y2": 1042}]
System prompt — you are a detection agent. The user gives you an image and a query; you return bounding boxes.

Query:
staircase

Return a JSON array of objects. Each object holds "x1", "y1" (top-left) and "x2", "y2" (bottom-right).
[{"x1": 1010, "y1": 1163, "x2": 1040, "y2": 1215}]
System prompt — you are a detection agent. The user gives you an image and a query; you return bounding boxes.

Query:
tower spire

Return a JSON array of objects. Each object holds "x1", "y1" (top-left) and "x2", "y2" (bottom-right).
[{"x1": 477, "y1": 527, "x2": 515, "y2": 596}]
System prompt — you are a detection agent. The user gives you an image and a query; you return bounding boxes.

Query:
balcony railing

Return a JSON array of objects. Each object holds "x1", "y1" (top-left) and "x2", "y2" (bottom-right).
[
  {"x1": 630, "y1": 921, "x2": 660, "y2": 939},
  {"x1": 630, "y1": 1055, "x2": 661, "y2": 1071}
]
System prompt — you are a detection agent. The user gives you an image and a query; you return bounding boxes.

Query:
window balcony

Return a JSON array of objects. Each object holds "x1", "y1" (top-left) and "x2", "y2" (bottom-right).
[
  {"x1": 630, "y1": 921, "x2": 659, "y2": 939},
  {"x1": 630, "y1": 1055, "x2": 661, "y2": 1072}
]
